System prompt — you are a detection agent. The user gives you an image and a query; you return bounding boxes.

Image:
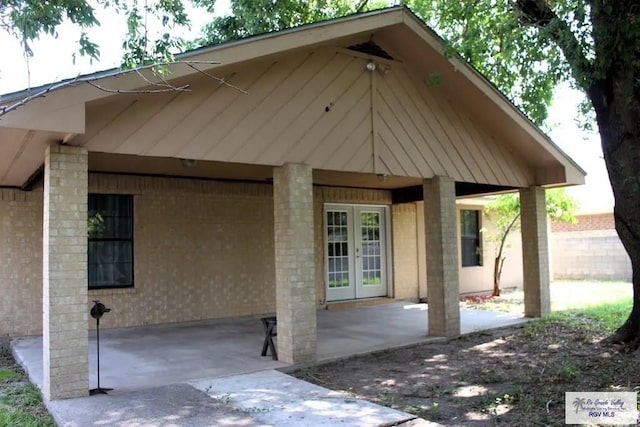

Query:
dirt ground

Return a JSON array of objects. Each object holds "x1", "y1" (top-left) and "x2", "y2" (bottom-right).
[{"x1": 292, "y1": 319, "x2": 640, "y2": 426}]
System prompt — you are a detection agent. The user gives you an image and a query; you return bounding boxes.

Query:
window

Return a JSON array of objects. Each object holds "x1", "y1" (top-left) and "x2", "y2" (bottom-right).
[
  {"x1": 88, "y1": 194, "x2": 133, "y2": 288},
  {"x1": 460, "y1": 209, "x2": 481, "y2": 267}
]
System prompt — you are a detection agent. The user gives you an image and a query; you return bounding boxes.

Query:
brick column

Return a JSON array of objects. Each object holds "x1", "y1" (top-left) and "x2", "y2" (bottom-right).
[
  {"x1": 423, "y1": 176, "x2": 460, "y2": 337},
  {"x1": 43, "y1": 144, "x2": 89, "y2": 400},
  {"x1": 520, "y1": 186, "x2": 551, "y2": 317},
  {"x1": 273, "y1": 163, "x2": 316, "y2": 363}
]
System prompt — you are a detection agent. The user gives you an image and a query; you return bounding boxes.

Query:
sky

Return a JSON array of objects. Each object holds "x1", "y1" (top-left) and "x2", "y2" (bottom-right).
[{"x1": 0, "y1": 2, "x2": 612, "y2": 214}]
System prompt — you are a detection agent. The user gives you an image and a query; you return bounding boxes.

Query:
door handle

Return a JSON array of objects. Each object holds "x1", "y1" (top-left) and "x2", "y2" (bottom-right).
[{"x1": 356, "y1": 247, "x2": 361, "y2": 258}]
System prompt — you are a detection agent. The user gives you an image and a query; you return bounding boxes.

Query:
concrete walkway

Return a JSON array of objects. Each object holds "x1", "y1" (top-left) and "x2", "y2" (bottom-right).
[
  {"x1": 12, "y1": 303, "x2": 526, "y2": 426},
  {"x1": 48, "y1": 370, "x2": 438, "y2": 427}
]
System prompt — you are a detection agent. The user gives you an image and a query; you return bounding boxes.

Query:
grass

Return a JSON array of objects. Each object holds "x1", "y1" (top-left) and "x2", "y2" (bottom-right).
[
  {"x1": 462, "y1": 280, "x2": 633, "y2": 315},
  {"x1": 0, "y1": 344, "x2": 54, "y2": 427},
  {"x1": 0, "y1": 370, "x2": 20, "y2": 381}
]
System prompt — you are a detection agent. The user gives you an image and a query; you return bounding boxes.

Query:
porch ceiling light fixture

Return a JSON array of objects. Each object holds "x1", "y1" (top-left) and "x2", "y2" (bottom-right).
[
  {"x1": 366, "y1": 61, "x2": 377, "y2": 71},
  {"x1": 180, "y1": 158, "x2": 196, "y2": 168},
  {"x1": 376, "y1": 173, "x2": 389, "y2": 183}
]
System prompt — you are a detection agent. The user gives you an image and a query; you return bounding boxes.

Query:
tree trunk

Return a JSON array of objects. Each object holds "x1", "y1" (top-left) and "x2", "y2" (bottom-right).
[
  {"x1": 492, "y1": 213, "x2": 520, "y2": 297},
  {"x1": 588, "y1": 31, "x2": 640, "y2": 347},
  {"x1": 602, "y1": 126, "x2": 640, "y2": 347},
  {"x1": 493, "y1": 256, "x2": 502, "y2": 297}
]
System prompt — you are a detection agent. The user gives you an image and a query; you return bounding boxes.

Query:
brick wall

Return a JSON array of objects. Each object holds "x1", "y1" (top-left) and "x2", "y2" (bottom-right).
[
  {"x1": 392, "y1": 203, "x2": 419, "y2": 300},
  {"x1": 0, "y1": 188, "x2": 43, "y2": 336},
  {"x1": 552, "y1": 213, "x2": 615, "y2": 232},
  {"x1": 0, "y1": 174, "x2": 400, "y2": 336}
]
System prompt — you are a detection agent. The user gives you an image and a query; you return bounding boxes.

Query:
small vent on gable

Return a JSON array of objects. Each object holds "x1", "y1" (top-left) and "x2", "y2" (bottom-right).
[{"x1": 347, "y1": 41, "x2": 394, "y2": 61}]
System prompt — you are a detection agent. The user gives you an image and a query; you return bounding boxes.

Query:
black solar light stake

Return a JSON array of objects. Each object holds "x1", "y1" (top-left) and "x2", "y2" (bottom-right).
[{"x1": 89, "y1": 300, "x2": 113, "y2": 396}]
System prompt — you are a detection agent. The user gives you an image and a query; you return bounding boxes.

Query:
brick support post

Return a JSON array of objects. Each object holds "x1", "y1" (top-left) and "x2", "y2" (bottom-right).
[
  {"x1": 423, "y1": 176, "x2": 460, "y2": 337},
  {"x1": 43, "y1": 144, "x2": 89, "y2": 400},
  {"x1": 273, "y1": 163, "x2": 316, "y2": 363},
  {"x1": 520, "y1": 186, "x2": 551, "y2": 317}
]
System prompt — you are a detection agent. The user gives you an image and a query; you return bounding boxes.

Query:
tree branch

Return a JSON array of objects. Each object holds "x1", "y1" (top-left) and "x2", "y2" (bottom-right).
[
  {"x1": 511, "y1": 0, "x2": 595, "y2": 90},
  {"x1": 0, "y1": 60, "x2": 246, "y2": 118}
]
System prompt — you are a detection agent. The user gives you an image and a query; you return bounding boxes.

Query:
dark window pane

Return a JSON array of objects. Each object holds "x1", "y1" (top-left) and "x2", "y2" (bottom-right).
[
  {"x1": 88, "y1": 194, "x2": 134, "y2": 288},
  {"x1": 461, "y1": 210, "x2": 481, "y2": 267}
]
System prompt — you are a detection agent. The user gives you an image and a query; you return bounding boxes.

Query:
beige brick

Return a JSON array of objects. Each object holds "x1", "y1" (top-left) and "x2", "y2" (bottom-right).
[
  {"x1": 423, "y1": 177, "x2": 460, "y2": 337},
  {"x1": 1, "y1": 171, "x2": 396, "y2": 336},
  {"x1": 520, "y1": 186, "x2": 550, "y2": 317},
  {"x1": 43, "y1": 143, "x2": 89, "y2": 400},
  {"x1": 274, "y1": 164, "x2": 316, "y2": 364},
  {"x1": 392, "y1": 203, "x2": 419, "y2": 300}
]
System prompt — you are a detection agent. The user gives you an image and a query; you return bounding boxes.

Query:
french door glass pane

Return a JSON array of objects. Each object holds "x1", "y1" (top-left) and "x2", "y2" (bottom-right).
[
  {"x1": 327, "y1": 210, "x2": 350, "y2": 288},
  {"x1": 361, "y1": 212, "x2": 382, "y2": 286}
]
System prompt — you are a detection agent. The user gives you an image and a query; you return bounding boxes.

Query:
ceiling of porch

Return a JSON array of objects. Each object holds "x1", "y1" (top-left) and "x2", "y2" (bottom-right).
[{"x1": 88, "y1": 152, "x2": 422, "y2": 190}]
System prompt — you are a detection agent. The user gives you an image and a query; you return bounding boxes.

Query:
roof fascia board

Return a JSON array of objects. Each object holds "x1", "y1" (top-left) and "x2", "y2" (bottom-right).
[{"x1": 181, "y1": 10, "x2": 405, "y2": 68}]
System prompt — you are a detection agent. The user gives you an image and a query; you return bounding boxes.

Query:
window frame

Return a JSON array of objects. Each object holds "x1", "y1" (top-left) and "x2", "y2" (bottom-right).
[
  {"x1": 460, "y1": 209, "x2": 482, "y2": 268},
  {"x1": 88, "y1": 193, "x2": 134, "y2": 290}
]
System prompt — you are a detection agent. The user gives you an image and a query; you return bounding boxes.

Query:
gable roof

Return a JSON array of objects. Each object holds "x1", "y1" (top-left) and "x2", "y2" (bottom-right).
[{"x1": 0, "y1": 6, "x2": 584, "y2": 189}]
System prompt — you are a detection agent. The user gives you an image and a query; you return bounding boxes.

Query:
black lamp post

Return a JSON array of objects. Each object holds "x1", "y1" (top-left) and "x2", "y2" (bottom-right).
[{"x1": 89, "y1": 300, "x2": 113, "y2": 395}]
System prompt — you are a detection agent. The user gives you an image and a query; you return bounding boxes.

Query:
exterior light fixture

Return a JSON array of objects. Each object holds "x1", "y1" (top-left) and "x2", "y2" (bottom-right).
[
  {"x1": 366, "y1": 61, "x2": 377, "y2": 71},
  {"x1": 180, "y1": 158, "x2": 196, "y2": 168}
]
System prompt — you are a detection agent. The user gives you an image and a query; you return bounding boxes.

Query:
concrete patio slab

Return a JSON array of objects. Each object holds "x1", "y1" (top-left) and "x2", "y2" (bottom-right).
[
  {"x1": 12, "y1": 303, "x2": 527, "y2": 394},
  {"x1": 11, "y1": 303, "x2": 523, "y2": 426},
  {"x1": 316, "y1": 303, "x2": 527, "y2": 360}
]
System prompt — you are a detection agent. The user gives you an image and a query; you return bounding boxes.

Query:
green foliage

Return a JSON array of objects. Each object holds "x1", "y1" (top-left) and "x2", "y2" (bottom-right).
[
  {"x1": 484, "y1": 188, "x2": 577, "y2": 243},
  {"x1": 114, "y1": 0, "x2": 191, "y2": 67},
  {"x1": 401, "y1": 0, "x2": 574, "y2": 126},
  {"x1": 483, "y1": 189, "x2": 577, "y2": 292},
  {"x1": 195, "y1": 0, "x2": 386, "y2": 46},
  {"x1": 1, "y1": 0, "x2": 200, "y2": 67},
  {"x1": 87, "y1": 211, "x2": 104, "y2": 238},
  {"x1": 1, "y1": 0, "x2": 100, "y2": 58},
  {"x1": 556, "y1": 361, "x2": 581, "y2": 381}
]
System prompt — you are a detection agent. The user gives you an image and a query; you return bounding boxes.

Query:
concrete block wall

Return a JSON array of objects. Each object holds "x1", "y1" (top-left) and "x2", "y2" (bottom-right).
[{"x1": 552, "y1": 230, "x2": 632, "y2": 281}]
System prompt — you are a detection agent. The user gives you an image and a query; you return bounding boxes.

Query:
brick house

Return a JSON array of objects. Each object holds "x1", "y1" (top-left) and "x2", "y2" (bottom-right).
[{"x1": 0, "y1": 7, "x2": 584, "y2": 400}]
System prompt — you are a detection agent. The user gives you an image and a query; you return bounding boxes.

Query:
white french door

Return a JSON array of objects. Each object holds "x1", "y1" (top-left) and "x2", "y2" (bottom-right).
[{"x1": 325, "y1": 205, "x2": 388, "y2": 301}]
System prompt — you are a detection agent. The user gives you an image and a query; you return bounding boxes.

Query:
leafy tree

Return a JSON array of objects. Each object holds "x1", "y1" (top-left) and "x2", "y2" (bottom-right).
[
  {"x1": 195, "y1": 0, "x2": 382, "y2": 45},
  {"x1": 484, "y1": 189, "x2": 577, "y2": 297},
  {"x1": 1, "y1": 0, "x2": 197, "y2": 67}
]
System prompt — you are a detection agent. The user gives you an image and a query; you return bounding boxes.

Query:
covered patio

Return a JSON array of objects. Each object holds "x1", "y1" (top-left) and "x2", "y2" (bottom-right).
[
  {"x1": 13, "y1": 302, "x2": 526, "y2": 394},
  {"x1": 0, "y1": 6, "x2": 585, "y2": 401}
]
